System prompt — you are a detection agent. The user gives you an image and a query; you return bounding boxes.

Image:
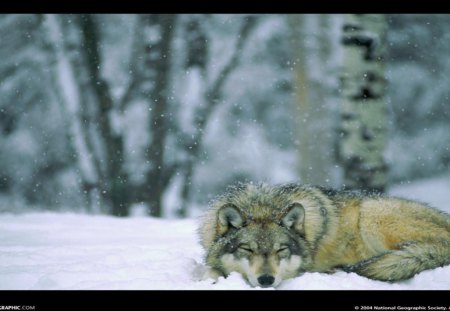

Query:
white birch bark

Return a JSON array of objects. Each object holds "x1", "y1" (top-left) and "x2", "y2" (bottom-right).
[{"x1": 339, "y1": 14, "x2": 388, "y2": 192}]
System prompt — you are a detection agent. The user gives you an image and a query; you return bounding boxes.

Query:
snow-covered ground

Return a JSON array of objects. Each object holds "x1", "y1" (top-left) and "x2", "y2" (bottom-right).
[{"x1": 0, "y1": 175, "x2": 449, "y2": 290}]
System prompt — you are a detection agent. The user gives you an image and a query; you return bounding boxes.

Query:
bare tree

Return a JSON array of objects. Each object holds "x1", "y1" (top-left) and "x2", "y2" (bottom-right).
[
  {"x1": 138, "y1": 14, "x2": 178, "y2": 217},
  {"x1": 177, "y1": 15, "x2": 258, "y2": 217},
  {"x1": 288, "y1": 14, "x2": 343, "y2": 186},
  {"x1": 43, "y1": 14, "x2": 259, "y2": 218},
  {"x1": 338, "y1": 14, "x2": 388, "y2": 193},
  {"x1": 44, "y1": 14, "x2": 103, "y2": 212},
  {"x1": 76, "y1": 14, "x2": 130, "y2": 216},
  {"x1": 45, "y1": 14, "x2": 133, "y2": 216}
]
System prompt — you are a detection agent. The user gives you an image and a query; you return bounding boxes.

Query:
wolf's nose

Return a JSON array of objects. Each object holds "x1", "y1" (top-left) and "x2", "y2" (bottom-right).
[{"x1": 257, "y1": 274, "x2": 275, "y2": 287}]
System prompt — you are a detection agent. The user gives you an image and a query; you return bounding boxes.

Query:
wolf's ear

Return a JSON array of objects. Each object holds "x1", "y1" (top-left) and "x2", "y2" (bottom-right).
[
  {"x1": 217, "y1": 204, "x2": 243, "y2": 235},
  {"x1": 280, "y1": 203, "x2": 305, "y2": 235}
]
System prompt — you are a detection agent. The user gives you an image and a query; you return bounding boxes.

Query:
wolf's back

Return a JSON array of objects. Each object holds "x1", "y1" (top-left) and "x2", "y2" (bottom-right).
[{"x1": 199, "y1": 183, "x2": 450, "y2": 282}]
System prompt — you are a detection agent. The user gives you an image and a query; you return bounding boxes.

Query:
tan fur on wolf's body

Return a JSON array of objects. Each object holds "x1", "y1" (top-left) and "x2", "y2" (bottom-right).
[{"x1": 199, "y1": 183, "x2": 450, "y2": 286}]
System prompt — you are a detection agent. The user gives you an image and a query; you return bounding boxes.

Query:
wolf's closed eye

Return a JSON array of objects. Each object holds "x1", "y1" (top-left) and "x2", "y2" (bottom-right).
[
  {"x1": 277, "y1": 246, "x2": 290, "y2": 257},
  {"x1": 238, "y1": 244, "x2": 253, "y2": 253}
]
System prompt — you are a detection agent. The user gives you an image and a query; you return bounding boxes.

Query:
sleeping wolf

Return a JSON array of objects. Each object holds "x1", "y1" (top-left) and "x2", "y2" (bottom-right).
[{"x1": 199, "y1": 183, "x2": 450, "y2": 287}]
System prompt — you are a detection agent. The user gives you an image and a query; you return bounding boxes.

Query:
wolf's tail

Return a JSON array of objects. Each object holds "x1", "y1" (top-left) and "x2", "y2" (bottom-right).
[{"x1": 349, "y1": 239, "x2": 450, "y2": 281}]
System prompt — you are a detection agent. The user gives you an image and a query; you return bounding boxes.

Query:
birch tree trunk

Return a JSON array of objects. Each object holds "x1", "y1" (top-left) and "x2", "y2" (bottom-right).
[{"x1": 339, "y1": 14, "x2": 388, "y2": 193}]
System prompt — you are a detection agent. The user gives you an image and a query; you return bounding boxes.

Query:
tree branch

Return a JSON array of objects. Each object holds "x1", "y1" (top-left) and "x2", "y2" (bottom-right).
[
  {"x1": 119, "y1": 16, "x2": 141, "y2": 111},
  {"x1": 177, "y1": 16, "x2": 259, "y2": 217},
  {"x1": 194, "y1": 15, "x2": 258, "y2": 131},
  {"x1": 209, "y1": 15, "x2": 258, "y2": 100}
]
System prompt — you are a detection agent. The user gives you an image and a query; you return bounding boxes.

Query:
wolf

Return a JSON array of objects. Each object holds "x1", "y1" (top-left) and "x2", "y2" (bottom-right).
[{"x1": 199, "y1": 183, "x2": 450, "y2": 287}]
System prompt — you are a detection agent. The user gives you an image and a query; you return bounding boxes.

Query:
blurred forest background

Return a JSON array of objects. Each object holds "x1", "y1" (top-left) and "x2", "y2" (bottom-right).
[{"x1": 0, "y1": 14, "x2": 449, "y2": 218}]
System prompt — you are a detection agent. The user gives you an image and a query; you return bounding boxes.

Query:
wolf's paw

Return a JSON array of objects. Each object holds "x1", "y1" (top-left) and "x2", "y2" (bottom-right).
[
  {"x1": 201, "y1": 268, "x2": 222, "y2": 284},
  {"x1": 190, "y1": 260, "x2": 221, "y2": 283}
]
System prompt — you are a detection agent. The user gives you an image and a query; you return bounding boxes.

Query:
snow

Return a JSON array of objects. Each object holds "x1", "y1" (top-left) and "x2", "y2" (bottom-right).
[
  {"x1": 0, "y1": 175, "x2": 449, "y2": 290},
  {"x1": 389, "y1": 173, "x2": 450, "y2": 212}
]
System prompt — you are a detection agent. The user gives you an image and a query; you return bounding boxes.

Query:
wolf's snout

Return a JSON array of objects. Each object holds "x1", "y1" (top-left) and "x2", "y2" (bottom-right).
[{"x1": 257, "y1": 274, "x2": 275, "y2": 287}]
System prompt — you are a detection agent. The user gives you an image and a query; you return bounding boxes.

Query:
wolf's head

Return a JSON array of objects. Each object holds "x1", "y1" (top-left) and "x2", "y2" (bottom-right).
[{"x1": 205, "y1": 200, "x2": 313, "y2": 288}]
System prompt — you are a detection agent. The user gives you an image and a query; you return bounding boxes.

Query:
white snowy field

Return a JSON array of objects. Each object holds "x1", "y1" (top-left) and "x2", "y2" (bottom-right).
[{"x1": 0, "y1": 175, "x2": 449, "y2": 290}]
